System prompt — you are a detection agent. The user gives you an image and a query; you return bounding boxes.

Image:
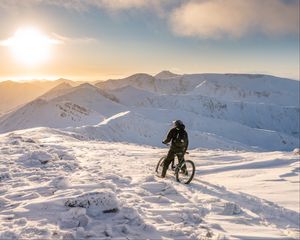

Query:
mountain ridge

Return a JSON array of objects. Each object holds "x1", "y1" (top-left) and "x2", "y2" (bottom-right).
[{"x1": 0, "y1": 72, "x2": 298, "y2": 151}]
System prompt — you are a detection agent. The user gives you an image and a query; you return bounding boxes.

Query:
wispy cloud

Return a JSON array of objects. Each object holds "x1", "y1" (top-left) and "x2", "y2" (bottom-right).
[
  {"x1": 5, "y1": 0, "x2": 181, "y2": 15},
  {"x1": 169, "y1": 0, "x2": 299, "y2": 39},
  {"x1": 0, "y1": 0, "x2": 167, "y2": 11},
  {"x1": 0, "y1": 0, "x2": 298, "y2": 39},
  {"x1": 52, "y1": 33, "x2": 98, "y2": 44},
  {"x1": 93, "y1": 0, "x2": 154, "y2": 10},
  {"x1": 0, "y1": 27, "x2": 62, "y2": 46},
  {"x1": 0, "y1": 29, "x2": 97, "y2": 47}
]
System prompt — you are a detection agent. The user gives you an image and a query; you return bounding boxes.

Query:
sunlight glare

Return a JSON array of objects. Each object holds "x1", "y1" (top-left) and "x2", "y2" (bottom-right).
[{"x1": 4, "y1": 27, "x2": 59, "y2": 66}]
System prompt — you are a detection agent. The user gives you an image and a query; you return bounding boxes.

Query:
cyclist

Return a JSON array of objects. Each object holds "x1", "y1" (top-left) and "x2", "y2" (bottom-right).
[{"x1": 160, "y1": 120, "x2": 189, "y2": 178}]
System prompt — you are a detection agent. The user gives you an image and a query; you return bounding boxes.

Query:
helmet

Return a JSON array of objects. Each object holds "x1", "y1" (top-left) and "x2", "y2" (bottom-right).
[{"x1": 173, "y1": 120, "x2": 183, "y2": 127}]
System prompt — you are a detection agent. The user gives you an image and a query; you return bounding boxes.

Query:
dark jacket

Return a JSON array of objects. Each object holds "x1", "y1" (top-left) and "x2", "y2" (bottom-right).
[{"x1": 163, "y1": 124, "x2": 189, "y2": 152}]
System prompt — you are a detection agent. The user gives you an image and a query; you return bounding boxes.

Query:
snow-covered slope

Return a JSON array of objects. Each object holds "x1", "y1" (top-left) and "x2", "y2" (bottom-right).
[
  {"x1": 108, "y1": 86, "x2": 299, "y2": 138},
  {"x1": 155, "y1": 70, "x2": 180, "y2": 79},
  {"x1": 0, "y1": 72, "x2": 298, "y2": 151},
  {"x1": 0, "y1": 128, "x2": 299, "y2": 239},
  {"x1": 0, "y1": 83, "x2": 125, "y2": 133},
  {"x1": 40, "y1": 82, "x2": 73, "y2": 100},
  {"x1": 0, "y1": 72, "x2": 299, "y2": 239},
  {"x1": 96, "y1": 73, "x2": 158, "y2": 92},
  {"x1": 96, "y1": 72, "x2": 299, "y2": 106},
  {"x1": 190, "y1": 73, "x2": 299, "y2": 106},
  {"x1": 71, "y1": 110, "x2": 298, "y2": 151},
  {"x1": 108, "y1": 86, "x2": 157, "y2": 106},
  {"x1": 0, "y1": 79, "x2": 81, "y2": 115}
]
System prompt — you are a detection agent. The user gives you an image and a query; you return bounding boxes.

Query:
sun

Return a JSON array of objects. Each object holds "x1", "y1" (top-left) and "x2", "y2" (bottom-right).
[{"x1": 4, "y1": 27, "x2": 59, "y2": 66}]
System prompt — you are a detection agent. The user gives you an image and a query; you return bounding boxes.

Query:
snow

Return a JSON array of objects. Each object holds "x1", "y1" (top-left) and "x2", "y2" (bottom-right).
[
  {"x1": 0, "y1": 79, "x2": 81, "y2": 115},
  {"x1": 108, "y1": 85, "x2": 298, "y2": 136},
  {"x1": 1, "y1": 73, "x2": 298, "y2": 151},
  {"x1": 0, "y1": 72, "x2": 299, "y2": 239},
  {"x1": 1, "y1": 75, "x2": 299, "y2": 151},
  {"x1": 0, "y1": 83, "x2": 125, "y2": 133},
  {"x1": 96, "y1": 73, "x2": 299, "y2": 104},
  {"x1": 69, "y1": 109, "x2": 297, "y2": 151},
  {"x1": 155, "y1": 70, "x2": 180, "y2": 79},
  {"x1": 0, "y1": 128, "x2": 299, "y2": 239},
  {"x1": 40, "y1": 82, "x2": 73, "y2": 101}
]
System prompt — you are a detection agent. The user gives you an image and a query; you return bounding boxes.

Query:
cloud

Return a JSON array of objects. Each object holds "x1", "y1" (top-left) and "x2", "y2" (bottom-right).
[
  {"x1": 0, "y1": 29, "x2": 97, "y2": 48},
  {"x1": 1, "y1": 0, "x2": 167, "y2": 11},
  {"x1": 0, "y1": 27, "x2": 63, "y2": 47},
  {"x1": 38, "y1": 0, "x2": 154, "y2": 11},
  {"x1": 1, "y1": 0, "x2": 298, "y2": 39},
  {"x1": 94, "y1": 0, "x2": 153, "y2": 10},
  {"x1": 0, "y1": 0, "x2": 146, "y2": 11},
  {"x1": 0, "y1": 0, "x2": 174, "y2": 19},
  {"x1": 169, "y1": 0, "x2": 299, "y2": 39},
  {"x1": 52, "y1": 33, "x2": 97, "y2": 44}
]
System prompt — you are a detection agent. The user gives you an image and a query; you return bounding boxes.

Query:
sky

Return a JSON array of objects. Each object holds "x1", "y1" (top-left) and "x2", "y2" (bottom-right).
[{"x1": 0, "y1": 0, "x2": 299, "y2": 81}]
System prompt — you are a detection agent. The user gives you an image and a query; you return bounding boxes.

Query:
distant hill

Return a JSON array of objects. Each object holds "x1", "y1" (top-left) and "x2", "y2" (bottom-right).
[
  {"x1": 0, "y1": 83, "x2": 124, "y2": 133},
  {"x1": 0, "y1": 79, "x2": 81, "y2": 115},
  {"x1": 155, "y1": 70, "x2": 180, "y2": 79}
]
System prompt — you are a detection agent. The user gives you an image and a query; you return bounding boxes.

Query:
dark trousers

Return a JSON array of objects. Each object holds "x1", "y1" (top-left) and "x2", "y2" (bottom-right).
[{"x1": 162, "y1": 148, "x2": 184, "y2": 177}]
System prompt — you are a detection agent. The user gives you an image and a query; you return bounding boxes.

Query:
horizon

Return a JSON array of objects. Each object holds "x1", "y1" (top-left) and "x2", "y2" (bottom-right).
[
  {"x1": 0, "y1": 0, "x2": 299, "y2": 81},
  {"x1": 1, "y1": 70, "x2": 300, "y2": 83}
]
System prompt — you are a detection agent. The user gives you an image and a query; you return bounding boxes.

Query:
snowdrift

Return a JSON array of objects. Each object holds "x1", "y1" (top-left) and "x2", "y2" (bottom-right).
[
  {"x1": 70, "y1": 110, "x2": 297, "y2": 151},
  {"x1": 0, "y1": 127, "x2": 299, "y2": 239}
]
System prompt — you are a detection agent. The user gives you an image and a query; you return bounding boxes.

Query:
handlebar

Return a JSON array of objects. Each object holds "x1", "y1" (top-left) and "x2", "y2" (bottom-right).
[{"x1": 162, "y1": 142, "x2": 189, "y2": 154}]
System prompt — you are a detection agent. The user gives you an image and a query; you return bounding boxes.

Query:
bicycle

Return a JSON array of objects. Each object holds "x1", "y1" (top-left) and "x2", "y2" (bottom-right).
[{"x1": 155, "y1": 148, "x2": 195, "y2": 184}]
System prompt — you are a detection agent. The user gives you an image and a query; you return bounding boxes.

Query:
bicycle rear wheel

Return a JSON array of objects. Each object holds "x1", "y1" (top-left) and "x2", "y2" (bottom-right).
[
  {"x1": 175, "y1": 160, "x2": 195, "y2": 184},
  {"x1": 155, "y1": 156, "x2": 166, "y2": 175}
]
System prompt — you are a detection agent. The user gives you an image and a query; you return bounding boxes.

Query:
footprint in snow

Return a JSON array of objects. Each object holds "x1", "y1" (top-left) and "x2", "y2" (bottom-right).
[
  {"x1": 210, "y1": 201, "x2": 242, "y2": 215},
  {"x1": 0, "y1": 172, "x2": 11, "y2": 182},
  {"x1": 0, "y1": 197, "x2": 9, "y2": 208},
  {"x1": 143, "y1": 195, "x2": 172, "y2": 204},
  {"x1": 4, "y1": 192, "x2": 40, "y2": 201},
  {"x1": 141, "y1": 182, "x2": 178, "y2": 195},
  {"x1": 49, "y1": 176, "x2": 69, "y2": 189}
]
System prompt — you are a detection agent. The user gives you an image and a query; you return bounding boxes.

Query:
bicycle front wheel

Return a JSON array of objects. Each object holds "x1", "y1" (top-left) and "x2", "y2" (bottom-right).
[
  {"x1": 155, "y1": 156, "x2": 166, "y2": 175},
  {"x1": 175, "y1": 160, "x2": 195, "y2": 184}
]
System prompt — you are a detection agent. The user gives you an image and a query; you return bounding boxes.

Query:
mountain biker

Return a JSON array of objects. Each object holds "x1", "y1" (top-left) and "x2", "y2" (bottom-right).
[{"x1": 160, "y1": 120, "x2": 189, "y2": 178}]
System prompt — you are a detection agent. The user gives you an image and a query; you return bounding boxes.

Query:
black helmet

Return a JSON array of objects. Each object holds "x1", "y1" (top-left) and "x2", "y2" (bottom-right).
[{"x1": 173, "y1": 120, "x2": 184, "y2": 127}]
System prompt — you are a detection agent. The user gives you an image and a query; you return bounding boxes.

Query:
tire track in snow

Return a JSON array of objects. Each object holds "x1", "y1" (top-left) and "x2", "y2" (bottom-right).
[{"x1": 187, "y1": 178, "x2": 300, "y2": 238}]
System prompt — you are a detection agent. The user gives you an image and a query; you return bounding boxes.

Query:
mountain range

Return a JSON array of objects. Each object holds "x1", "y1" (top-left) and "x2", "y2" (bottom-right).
[
  {"x1": 0, "y1": 71, "x2": 299, "y2": 151},
  {"x1": 0, "y1": 71, "x2": 299, "y2": 239}
]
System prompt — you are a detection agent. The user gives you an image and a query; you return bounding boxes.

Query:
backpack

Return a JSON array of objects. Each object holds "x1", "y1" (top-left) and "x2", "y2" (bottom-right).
[{"x1": 173, "y1": 128, "x2": 187, "y2": 148}]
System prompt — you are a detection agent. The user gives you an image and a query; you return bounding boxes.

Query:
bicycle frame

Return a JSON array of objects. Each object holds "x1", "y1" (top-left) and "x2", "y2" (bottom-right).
[
  {"x1": 172, "y1": 152, "x2": 189, "y2": 171},
  {"x1": 156, "y1": 146, "x2": 194, "y2": 184}
]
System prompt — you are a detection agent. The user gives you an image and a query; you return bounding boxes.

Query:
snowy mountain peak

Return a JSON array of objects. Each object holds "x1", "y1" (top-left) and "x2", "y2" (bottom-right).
[
  {"x1": 155, "y1": 70, "x2": 180, "y2": 79},
  {"x1": 50, "y1": 82, "x2": 72, "y2": 91},
  {"x1": 125, "y1": 73, "x2": 155, "y2": 81},
  {"x1": 96, "y1": 73, "x2": 157, "y2": 92},
  {"x1": 57, "y1": 77, "x2": 70, "y2": 81},
  {"x1": 62, "y1": 83, "x2": 104, "y2": 97},
  {"x1": 76, "y1": 82, "x2": 96, "y2": 89},
  {"x1": 40, "y1": 82, "x2": 73, "y2": 101}
]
